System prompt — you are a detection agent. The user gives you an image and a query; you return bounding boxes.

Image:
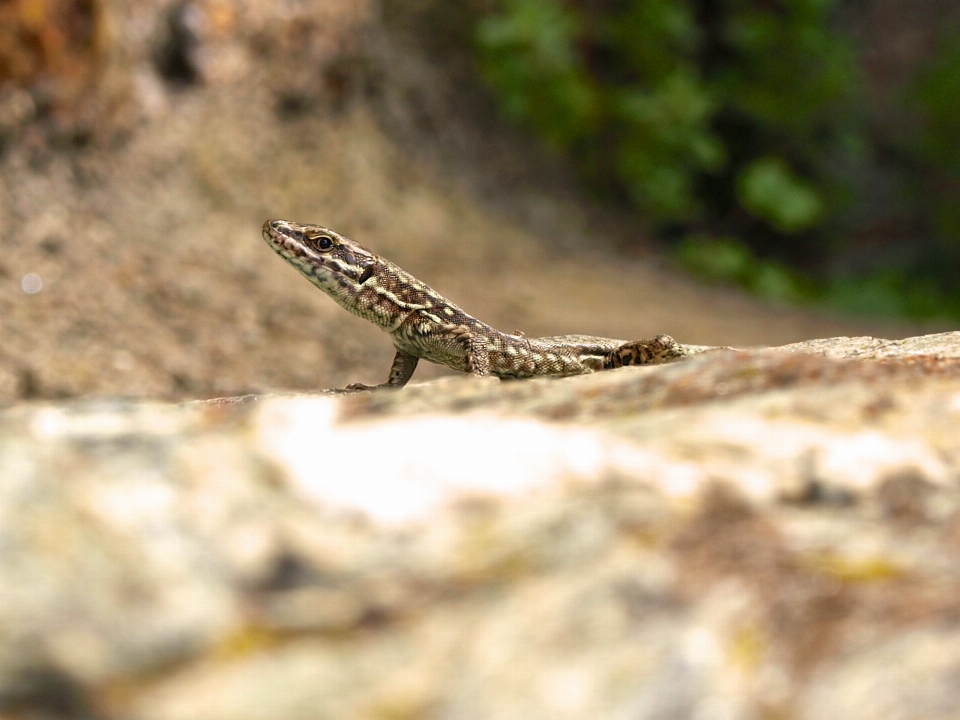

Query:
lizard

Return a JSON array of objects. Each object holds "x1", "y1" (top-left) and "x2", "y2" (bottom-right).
[{"x1": 262, "y1": 219, "x2": 715, "y2": 390}]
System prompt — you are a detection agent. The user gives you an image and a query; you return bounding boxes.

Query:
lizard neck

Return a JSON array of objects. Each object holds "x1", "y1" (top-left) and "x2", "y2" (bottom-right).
[{"x1": 333, "y1": 259, "x2": 452, "y2": 333}]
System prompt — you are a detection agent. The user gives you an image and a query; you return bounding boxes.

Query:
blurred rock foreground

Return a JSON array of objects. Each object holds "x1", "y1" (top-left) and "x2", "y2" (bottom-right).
[
  {"x1": 3, "y1": 0, "x2": 960, "y2": 718},
  {"x1": 2, "y1": 332, "x2": 960, "y2": 720}
]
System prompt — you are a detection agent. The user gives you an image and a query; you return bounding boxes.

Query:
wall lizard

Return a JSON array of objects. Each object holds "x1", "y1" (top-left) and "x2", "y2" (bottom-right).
[{"x1": 263, "y1": 219, "x2": 716, "y2": 389}]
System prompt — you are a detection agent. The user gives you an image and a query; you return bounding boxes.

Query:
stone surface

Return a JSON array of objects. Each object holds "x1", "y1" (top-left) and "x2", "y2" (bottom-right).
[{"x1": 1, "y1": 333, "x2": 960, "y2": 719}]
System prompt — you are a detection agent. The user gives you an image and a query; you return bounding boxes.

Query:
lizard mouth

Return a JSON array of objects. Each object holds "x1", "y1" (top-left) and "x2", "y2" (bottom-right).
[
  {"x1": 262, "y1": 219, "x2": 287, "y2": 248},
  {"x1": 263, "y1": 220, "x2": 309, "y2": 260}
]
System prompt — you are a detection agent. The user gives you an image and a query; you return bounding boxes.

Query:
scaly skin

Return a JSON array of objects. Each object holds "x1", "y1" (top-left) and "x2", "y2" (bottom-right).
[{"x1": 262, "y1": 219, "x2": 705, "y2": 389}]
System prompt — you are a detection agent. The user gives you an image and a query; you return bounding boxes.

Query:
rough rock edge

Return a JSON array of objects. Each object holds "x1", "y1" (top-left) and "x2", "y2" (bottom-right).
[{"x1": 1, "y1": 331, "x2": 960, "y2": 720}]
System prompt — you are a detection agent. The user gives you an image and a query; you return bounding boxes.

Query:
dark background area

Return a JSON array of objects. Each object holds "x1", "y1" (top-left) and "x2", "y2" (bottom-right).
[
  {"x1": 472, "y1": 0, "x2": 960, "y2": 320},
  {"x1": 0, "y1": 0, "x2": 943, "y2": 401}
]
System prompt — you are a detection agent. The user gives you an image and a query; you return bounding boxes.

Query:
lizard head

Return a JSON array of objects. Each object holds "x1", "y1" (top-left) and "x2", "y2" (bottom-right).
[{"x1": 262, "y1": 219, "x2": 378, "y2": 298}]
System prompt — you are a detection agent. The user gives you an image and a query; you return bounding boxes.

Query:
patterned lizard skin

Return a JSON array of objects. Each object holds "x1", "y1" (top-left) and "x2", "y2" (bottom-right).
[{"x1": 263, "y1": 219, "x2": 700, "y2": 389}]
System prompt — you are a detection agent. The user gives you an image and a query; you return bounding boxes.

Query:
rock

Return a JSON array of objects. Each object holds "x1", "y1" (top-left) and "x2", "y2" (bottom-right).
[{"x1": 1, "y1": 332, "x2": 960, "y2": 719}]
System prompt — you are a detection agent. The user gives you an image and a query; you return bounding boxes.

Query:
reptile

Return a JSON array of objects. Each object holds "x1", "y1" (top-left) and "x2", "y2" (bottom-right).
[{"x1": 263, "y1": 219, "x2": 713, "y2": 389}]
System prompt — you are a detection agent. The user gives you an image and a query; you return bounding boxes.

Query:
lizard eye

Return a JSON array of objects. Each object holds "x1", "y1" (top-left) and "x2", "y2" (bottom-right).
[{"x1": 317, "y1": 236, "x2": 333, "y2": 251}]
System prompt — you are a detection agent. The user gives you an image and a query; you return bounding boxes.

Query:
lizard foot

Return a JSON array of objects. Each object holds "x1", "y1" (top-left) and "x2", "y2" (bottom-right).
[
  {"x1": 342, "y1": 382, "x2": 380, "y2": 392},
  {"x1": 604, "y1": 335, "x2": 688, "y2": 369}
]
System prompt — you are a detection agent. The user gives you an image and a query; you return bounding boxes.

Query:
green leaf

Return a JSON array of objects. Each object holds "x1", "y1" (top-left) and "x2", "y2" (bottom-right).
[
  {"x1": 675, "y1": 236, "x2": 754, "y2": 284},
  {"x1": 737, "y1": 156, "x2": 824, "y2": 233}
]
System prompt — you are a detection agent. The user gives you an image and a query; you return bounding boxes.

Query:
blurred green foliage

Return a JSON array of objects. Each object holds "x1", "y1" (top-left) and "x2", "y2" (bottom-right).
[
  {"x1": 677, "y1": 236, "x2": 960, "y2": 322},
  {"x1": 913, "y1": 34, "x2": 960, "y2": 246},
  {"x1": 477, "y1": 0, "x2": 853, "y2": 222},
  {"x1": 476, "y1": 0, "x2": 960, "y2": 321},
  {"x1": 737, "y1": 157, "x2": 824, "y2": 233},
  {"x1": 477, "y1": 0, "x2": 600, "y2": 148},
  {"x1": 676, "y1": 235, "x2": 813, "y2": 303}
]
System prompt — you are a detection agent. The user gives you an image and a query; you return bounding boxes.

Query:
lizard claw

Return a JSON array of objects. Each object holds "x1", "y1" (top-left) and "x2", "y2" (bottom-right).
[{"x1": 343, "y1": 382, "x2": 378, "y2": 392}]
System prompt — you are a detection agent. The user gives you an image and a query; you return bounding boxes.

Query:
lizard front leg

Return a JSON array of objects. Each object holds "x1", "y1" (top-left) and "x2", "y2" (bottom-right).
[
  {"x1": 386, "y1": 350, "x2": 420, "y2": 385},
  {"x1": 345, "y1": 350, "x2": 419, "y2": 391}
]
